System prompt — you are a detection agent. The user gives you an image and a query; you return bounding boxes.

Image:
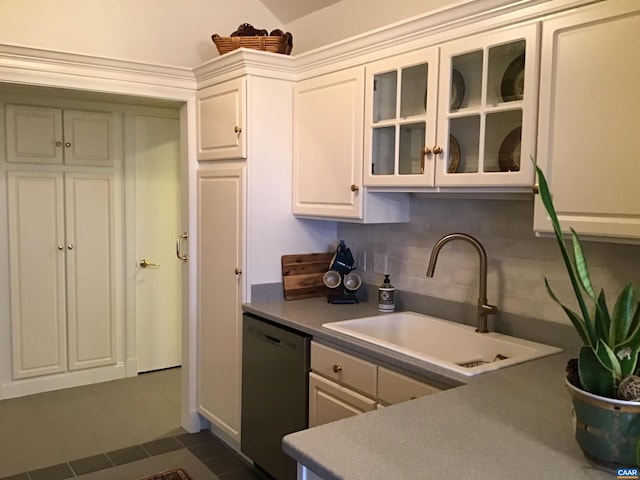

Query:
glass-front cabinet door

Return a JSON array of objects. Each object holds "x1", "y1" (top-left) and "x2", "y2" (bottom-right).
[
  {"x1": 434, "y1": 24, "x2": 539, "y2": 187},
  {"x1": 364, "y1": 49, "x2": 439, "y2": 187}
]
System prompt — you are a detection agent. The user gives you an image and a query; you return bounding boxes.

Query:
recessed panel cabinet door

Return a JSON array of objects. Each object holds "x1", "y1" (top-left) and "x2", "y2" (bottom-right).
[
  {"x1": 5, "y1": 105, "x2": 63, "y2": 164},
  {"x1": 293, "y1": 67, "x2": 365, "y2": 219},
  {"x1": 65, "y1": 173, "x2": 117, "y2": 370},
  {"x1": 534, "y1": 0, "x2": 640, "y2": 239},
  {"x1": 63, "y1": 110, "x2": 115, "y2": 166},
  {"x1": 196, "y1": 78, "x2": 247, "y2": 160},
  {"x1": 8, "y1": 172, "x2": 67, "y2": 378},
  {"x1": 197, "y1": 167, "x2": 244, "y2": 441}
]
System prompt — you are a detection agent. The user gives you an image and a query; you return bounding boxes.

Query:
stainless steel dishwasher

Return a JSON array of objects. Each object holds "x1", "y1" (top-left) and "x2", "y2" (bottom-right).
[{"x1": 241, "y1": 313, "x2": 310, "y2": 480}]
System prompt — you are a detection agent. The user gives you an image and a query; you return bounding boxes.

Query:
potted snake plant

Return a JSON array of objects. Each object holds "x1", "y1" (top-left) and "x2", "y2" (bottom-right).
[{"x1": 537, "y1": 165, "x2": 640, "y2": 470}]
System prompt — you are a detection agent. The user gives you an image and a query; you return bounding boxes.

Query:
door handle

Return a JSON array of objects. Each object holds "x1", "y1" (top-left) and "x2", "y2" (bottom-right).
[
  {"x1": 176, "y1": 232, "x2": 188, "y2": 262},
  {"x1": 140, "y1": 259, "x2": 160, "y2": 268}
]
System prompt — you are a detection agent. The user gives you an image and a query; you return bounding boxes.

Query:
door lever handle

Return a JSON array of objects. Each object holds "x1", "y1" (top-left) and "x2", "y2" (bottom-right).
[{"x1": 140, "y1": 258, "x2": 160, "y2": 268}]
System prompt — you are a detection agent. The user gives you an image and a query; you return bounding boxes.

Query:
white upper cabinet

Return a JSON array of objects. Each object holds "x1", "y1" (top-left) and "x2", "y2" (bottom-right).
[
  {"x1": 362, "y1": 24, "x2": 539, "y2": 189},
  {"x1": 293, "y1": 67, "x2": 365, "y2": 219},
  {"x1": 435, "y1": 24, "x2": 539, "y2": 187},
  {"x1": 293, "y1": 67, "x2": 409, "y2": 222},
  {"x1": 364, "y1": 49, "x2": 439, "y2": 187},
  {"x1": 196, "y1": 77, "x2": 247, "y2": 161},
  {"x1": 6, "y1": 105, "x2": 115, "y2": 166},
  {"x1": 533, "y1": 0, "x2": 640, "y2": 240}
]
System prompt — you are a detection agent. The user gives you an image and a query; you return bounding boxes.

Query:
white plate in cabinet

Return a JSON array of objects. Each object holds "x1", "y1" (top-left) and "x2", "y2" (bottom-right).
[
  {"x1": 196, "y1": 77, "x2": 246, "y2": 161},
  {"x1": 533, "y1": 0, "x2": 640, "y2": 240},
  {"x1": 434, "y1": 24, "x2": 539, "y2": 188},
  {"x1": 308, "y1": 372, "x2": 377, "y2": 428},
  {"x1": 311, "y1": 342, "x2": 377, "y2": 398},
  {"x1": 377, "y1": 367, "x2": 442, "y2": 406}
]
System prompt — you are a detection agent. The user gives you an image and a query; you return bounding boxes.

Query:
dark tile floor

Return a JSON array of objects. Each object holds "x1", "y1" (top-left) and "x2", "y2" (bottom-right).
[{"x1": 0, "y1": 369, "x2": 268, "y2": 480}]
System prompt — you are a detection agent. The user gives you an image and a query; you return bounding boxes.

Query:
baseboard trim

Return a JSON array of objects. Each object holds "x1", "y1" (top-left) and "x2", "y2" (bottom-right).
[{"x1": 1, "y1": 363, "x2": 126, "y2": 399}]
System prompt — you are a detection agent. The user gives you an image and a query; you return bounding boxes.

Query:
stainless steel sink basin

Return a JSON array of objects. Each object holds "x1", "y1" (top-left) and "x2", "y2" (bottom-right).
[{"x1": 323, "y1": 311, "x2": 561, "y2": 376}]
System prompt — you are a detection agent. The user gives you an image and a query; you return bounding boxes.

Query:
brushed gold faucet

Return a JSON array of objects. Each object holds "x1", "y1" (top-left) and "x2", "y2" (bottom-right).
[{"x1": 426, "y1": 233, "x2": 497, "y2": 333}]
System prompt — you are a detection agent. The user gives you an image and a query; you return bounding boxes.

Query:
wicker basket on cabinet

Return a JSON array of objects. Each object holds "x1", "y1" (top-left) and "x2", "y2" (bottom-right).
[{"x1": 212, "y1": 32, "x2": 293, "y2": 55}]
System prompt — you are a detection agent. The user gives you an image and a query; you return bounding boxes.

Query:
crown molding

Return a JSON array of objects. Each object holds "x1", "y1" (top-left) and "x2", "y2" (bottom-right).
[
  {"x1": 193, "y1": 48, "x2": 295, "y2": 87},
  {"x1": 0, "y1": 44, "x2": 197, "y2": 101},
  {"x1": 290, "y1": 0, "x2": 601, "y2": 79}
]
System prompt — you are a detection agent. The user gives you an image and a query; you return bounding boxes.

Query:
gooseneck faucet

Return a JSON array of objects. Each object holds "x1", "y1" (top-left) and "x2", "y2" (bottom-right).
[{"x1": 426, "y1": 233, "x2": 497, "y2": 333}]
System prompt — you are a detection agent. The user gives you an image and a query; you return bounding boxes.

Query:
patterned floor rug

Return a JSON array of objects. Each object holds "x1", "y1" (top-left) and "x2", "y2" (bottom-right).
[{"x1": 140, "y1": 468, "x2": 192, "y2": 480}]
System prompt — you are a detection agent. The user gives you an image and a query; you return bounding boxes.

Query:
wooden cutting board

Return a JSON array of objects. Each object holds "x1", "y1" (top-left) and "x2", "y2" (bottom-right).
[{"x1": 281, "y1": 252, "x2": 334, "y2": 300}]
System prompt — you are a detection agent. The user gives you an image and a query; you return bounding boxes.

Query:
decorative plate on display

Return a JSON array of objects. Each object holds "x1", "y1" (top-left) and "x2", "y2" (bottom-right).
[
  {"x1": 498, "y1": 126, "x2": 522, "y2": 172},
  {"x1": 448, "y1": 135, "x2": 461, "y2": 173},
  {"x1": 501, "y1": 54, "x2": 525, "y2": 102},
  {"x1": 450, "y1": 69, "x2": 465, "y2": 110}
]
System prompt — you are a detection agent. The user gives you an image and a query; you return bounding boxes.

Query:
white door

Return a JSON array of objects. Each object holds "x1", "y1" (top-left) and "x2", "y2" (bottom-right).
[{"x1": 134, "y1": 115, "x2": 182, "y2": 373}]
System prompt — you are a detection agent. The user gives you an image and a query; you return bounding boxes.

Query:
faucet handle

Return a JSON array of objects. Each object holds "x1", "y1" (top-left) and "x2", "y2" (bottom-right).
[{"x1": 480, "y1": 303, "x2": 498, "y2": 315}]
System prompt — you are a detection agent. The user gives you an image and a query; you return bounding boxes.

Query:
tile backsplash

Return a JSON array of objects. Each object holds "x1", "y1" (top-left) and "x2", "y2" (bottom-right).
[{"x1": 338, "y1": 195, "x2": 640, "y2": 326}]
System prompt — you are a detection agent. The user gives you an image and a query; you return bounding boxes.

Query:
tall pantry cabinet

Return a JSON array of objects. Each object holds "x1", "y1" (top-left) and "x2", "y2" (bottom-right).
[
  {"x1": 4, "y1": 103, "x2": 119, "y2": 384},
  {"x1": 194, "y1": 50, "x2": 336, "y2": 445}
]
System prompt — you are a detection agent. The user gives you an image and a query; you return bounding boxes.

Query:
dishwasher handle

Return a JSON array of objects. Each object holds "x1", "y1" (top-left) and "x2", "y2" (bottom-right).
[{"x1": 248, "y1": 326, "x2": 296, "y2": 350}]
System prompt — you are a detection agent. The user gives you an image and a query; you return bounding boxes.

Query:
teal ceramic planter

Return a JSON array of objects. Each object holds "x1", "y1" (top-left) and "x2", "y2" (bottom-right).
[{"x1": 567, "y1": 379, "x2": 640, "y2": 471}]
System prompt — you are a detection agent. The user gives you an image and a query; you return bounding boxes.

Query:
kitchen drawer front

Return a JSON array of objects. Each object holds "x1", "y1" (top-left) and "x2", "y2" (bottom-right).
[
  {"x1": 377, "y1": 367, "x2": 442, "y2": 406},
  {"x1": 308, "y1": 372, "x2": 377, "y2": 428},
  {"x1": 311, "y1": 342, "x2": 377, "y2": 397}
]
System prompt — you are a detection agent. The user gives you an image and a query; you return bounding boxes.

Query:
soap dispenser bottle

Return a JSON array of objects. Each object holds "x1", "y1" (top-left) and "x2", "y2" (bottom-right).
[{"x1": 378, "y1": 274, "x2": 395, "y2": 312}]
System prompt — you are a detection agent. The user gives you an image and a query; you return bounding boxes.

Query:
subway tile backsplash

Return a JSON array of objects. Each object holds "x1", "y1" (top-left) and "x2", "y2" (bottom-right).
[{"x1": 338, "y1": 196, "x2": 640, "y2": 326}]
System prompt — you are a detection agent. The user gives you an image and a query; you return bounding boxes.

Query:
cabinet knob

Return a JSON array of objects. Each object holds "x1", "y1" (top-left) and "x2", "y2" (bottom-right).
[
  {"x1": 67, "y1": 244, "x2": 74, "y2": 250},
  {"x1": 350, "y1": 184, "x2": 359, "y2": 192},
  {"x1": 58, "y1": 245, "x2": 64, "y2": 250},
  {"x1": 432, "y1": 146, "x2": 443, "y2": 155},
  {"x1": 234, "y1": 126, "x2": 242, "y2": 134},
  {"x1": 235, "y1": 268, "x2": 242, "y2": 275},
  {"x1": 56, "y1": 141, "x2": 62, "y2": 147},
  {"x1": 422, "y1": 146, "x2": 432, "y2": 155},
  {"x1": 332, "y1": 364, "x2": 342, "y2": 373},
  {"x1": 65, "y1": 142, "x2": 71, "y2": 148}
]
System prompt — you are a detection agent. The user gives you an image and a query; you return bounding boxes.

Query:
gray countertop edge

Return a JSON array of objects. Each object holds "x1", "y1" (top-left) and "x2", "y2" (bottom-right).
[{"x1": 242, "y1": 298, "x2": 610, "y2": 480}]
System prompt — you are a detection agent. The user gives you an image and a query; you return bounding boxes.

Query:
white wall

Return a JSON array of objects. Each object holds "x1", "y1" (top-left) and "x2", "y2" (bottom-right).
[
  {"x1": 0, "y1": 0, "x2": 281, "y2": 67},
  {"x1": 283, "y1": 0, "x2": 453, "y2": 54},
  {"x1": 0, "y1": 0, "x2": 483, "y2": 66}
]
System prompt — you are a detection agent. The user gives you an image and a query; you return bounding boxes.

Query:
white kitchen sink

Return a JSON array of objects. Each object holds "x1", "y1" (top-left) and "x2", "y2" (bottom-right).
[{"x1": 323, "y1": 311, "x2": 561, "y2": 376}]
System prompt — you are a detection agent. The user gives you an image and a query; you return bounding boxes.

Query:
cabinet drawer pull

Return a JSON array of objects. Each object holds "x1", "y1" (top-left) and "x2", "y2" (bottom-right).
[{"x1": 332, "y1": 364, "x2": 342, "y2": 373}]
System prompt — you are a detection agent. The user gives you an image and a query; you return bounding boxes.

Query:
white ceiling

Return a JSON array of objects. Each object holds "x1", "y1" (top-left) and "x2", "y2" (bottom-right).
[{"x1": 257, "y1": 0, "x2": 342, "y2": 23}]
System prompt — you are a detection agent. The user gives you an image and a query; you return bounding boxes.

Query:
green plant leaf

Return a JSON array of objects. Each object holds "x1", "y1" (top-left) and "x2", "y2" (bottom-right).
[
  {"x1": 611, "y1": 283, "x2": 636, "y2": 345},
  {"x1": 595, "y1": 339, "x2": 622, "y2": 380},
  {"x1": 545, "y1": 278, "x2": 593, "y2": 346},
  {"x1": 579, "y1": 345, "x2": 616, "y2": 397},
  {"x1": 594, "y1": 289, "x2": 611, "y2": 343},
  {"x1": 571, "y1": 229, "x2": 596, "y2": 300},
  {"x1": 536, "y1": 166, "x2": 594, "y2": 337}
]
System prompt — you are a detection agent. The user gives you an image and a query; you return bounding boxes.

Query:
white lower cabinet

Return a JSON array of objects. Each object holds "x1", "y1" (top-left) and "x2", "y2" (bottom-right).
[
  {"x1": 309, "y1": 342, "x2": 442, "y2": 427},
  {"x1": 8, "y1": 171, "x2": 116, "y2": 379},
  {"x1": 309, "y1": 372, "x2": 377, "y2": 427}
]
